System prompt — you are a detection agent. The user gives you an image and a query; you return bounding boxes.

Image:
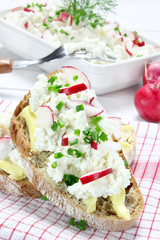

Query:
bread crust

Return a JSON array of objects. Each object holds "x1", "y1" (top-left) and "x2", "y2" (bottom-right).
[{"x1": 9, "y1": 73, "x2": 144, "y2": 231}]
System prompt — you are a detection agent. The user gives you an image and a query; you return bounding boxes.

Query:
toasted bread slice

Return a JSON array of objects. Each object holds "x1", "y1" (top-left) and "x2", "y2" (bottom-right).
[{"x1": 9, "y1": 70, "x2": 143, "y2": 232}]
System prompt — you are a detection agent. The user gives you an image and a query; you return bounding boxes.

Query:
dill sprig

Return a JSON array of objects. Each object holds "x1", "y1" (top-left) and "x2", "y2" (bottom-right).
[{"x1": 56, "y1": 0, "x2": 117, "y2": 28}]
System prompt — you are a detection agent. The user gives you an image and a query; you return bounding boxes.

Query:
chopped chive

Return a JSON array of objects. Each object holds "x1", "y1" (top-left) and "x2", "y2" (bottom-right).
[
  {"x1": 91, "y1": 116, "x2": 102, "y2": 125},
  {"x1": 67, "y1": 148, "x2": 83, "y2": 158},
  {"x1": 60, "y1": 29, "x2": 69, "y2": 36},
  {"x1": 134, "y1": 30, "x2": 138, "y2": 36},
  {"x1": 48, "y1": 16, "x2": 53, "y2": 22},
  {"x1": 51, "y1": 161, "x2": 57, "y2": 168},
  {"x1": 57, "y1": 119, "x2": 65, "y2": 128},
  {"x1": 71, "y1": 37, "x2": 74, "y2": 40},
  {"x1": 123, "y1": 33, "x2": 127, "y2": 37},
  {"x1": 55, "y1": 28, "x2": 58, "y2": 32},
  {"x1": 41, "y1": 195, "x2": 49, "y2": 201},
  {"x1": 124, "y1": 160, "x2": 129, "y2": 167},
  {"x1": 54, "y1": 152, "x2": 64, "y2": 158},
  {"x1": 51, "y1": 121, "x2": 59, "y2": 132},
  {"x1": 76, "y1": 104, "x2": 84, "y2": 112},
  {"x1": 90, "y1": 131, "x2": 99, "y2": 142},
  {"x1": 69, "y1": 218, "x2": 86, "y2": 231},
  {"x1": 42, "y1": 22, "x2": 49, "y2": 29},
  {"x1": 114, "y1": 27, "x2": 119, "y2": 31},
  {"x1": 99, "y1": 132, "x2": 108, "y2": 142},
  {"x1": 95, "y1": 125, "x2": 102, "y2": 133},
  {"x1": 67, "y1": 148, "x2": 74, "y2": 156},
  {"x1": 48, "y1": 76, "x2": 58, "y2": 84},
  {"x1": 69, "y1": 218, "x2": 75, "y2": 225},
  {"x1": 64, "y1": 174, "x2": 79, "y2": 186},
  {"x1": 56, "y1": 101, "x2": 64, "y2": 111},
  {"x1": 74, "y1": 129, "x2": 80, "y2": 136},
  {"x1": 48, "y1": 84, "x2": 62, "y2": 92},
  {"x1": 73, "y1": 75, "x2": 78, "y2": 81},
  {"x1": 83, "y1": 136, "x2": 91, "y2": 144},
  {"x1": 64, "y1": 83, "x2": 70, "y2": 87},
  {"x1": 135, "y1": 40, "x2": 139, "y2": 43},
  {"x1": 70, "y1": 138, "x2": 78, "y2": 146},
  {"x1": 83, "y1": 127, "x2": 92, "y2": 136}
]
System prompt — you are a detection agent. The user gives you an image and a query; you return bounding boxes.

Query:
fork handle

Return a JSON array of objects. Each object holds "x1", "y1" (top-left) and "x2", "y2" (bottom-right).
[{"x1": 0, "y1": 58, "x2": 13, "y2": 73}]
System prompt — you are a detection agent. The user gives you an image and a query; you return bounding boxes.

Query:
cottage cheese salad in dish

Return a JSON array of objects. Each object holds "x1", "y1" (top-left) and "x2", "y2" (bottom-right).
[
  {"x1": 21, "y1": 66, "x2": 135, "y2": 218},
  {"x1": 3, "y1": 0, "x2": 159, "y2": 63}
]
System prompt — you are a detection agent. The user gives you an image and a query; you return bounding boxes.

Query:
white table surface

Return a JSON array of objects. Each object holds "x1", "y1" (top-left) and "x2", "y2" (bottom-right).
[{"x1": 0, "y1": 0, "x2": 160, "y2": 123}]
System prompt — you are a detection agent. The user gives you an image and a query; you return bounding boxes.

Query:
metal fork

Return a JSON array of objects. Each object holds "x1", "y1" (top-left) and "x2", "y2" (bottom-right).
[{"x1": 0, "y1": 45, "x2": 116, "y2": 73}]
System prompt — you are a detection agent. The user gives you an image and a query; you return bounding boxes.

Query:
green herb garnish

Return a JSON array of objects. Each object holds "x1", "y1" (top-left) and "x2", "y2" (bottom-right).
[
  {"x1": 54, "y1": 152, "x2": 64, "y2": 158},
  {"x1": 74, "y1": 129, "x2": 80, "y2": 136},
  {"x1": 91, "y1": 116, "x2": 102, "y2": 125},
  {"x1": 69, "y1": 218, "x2": 86, "y2": 231},
  {"x1": 99, "y1": 132, "x2": 108, "y2": 142},
  {"x1": 36, "y1": 3, "x2": 45, "y2": 12},
  {"x1": 114, "y1": 27, "x2": 119, "y2": 31},
  {"x1": 76, "y1": 104, "x2": 84, "y2": 112},
  {"x1": 67, "y1": 148, "x2": 83, "y2": 158},
  {"x1": 83, "y1": 127, "x2": 92, "y2": 136},
  {"x1": 60, "y1": 29, "x2": 69, "y2": 36},
  {"x1": 48, "y1": 16, "x2": 53, "y2": 22},
  {"x1": 48, "y1": 75, "x2": 58, "y2": 84},
  {"x1": 83, "y1": 136, "x2": 91, "y2": 144},
  {"x1": 64, "y1": 83, "x2": 70, "y2": 87},
  {"x1": 51, "y1": 121, "x2": 59, "y2": 132},
  {"x1": 64, "y1": 174, "x2": 79, "y2": 186},
  {"x1": 41, "y1": 195, "x2": 49, "y2": 201},
  {"x1": 42, "y1": 22, "x2": 49, "y2": 29},
  {"x1": 124, "y1": 160, "x2": 129, "y2": 167},
  {"x1": 73, "y1": 75, "x2": 79, "y2": 81},
  {"x1": 123, "y1": 33, "x2": 127, "y2": 37},
  {"x1": 56, "y1": 101, "x2": 64, "y2": 111},
  {"x1": 70, "y1": 138, "x2": 78, "y2": 146},
  {"x1": 51, "y1": 161, "x2": 57, "y2": 168},
  {"x1": 48, "y1": 84, "x2": 62, "y2": 92},
  {"x1": 95, "y1": 125, "x2": 102, "y2": 133},
  {"x1": 57, "y1": 119, "x2": 65, "y2": 128}
]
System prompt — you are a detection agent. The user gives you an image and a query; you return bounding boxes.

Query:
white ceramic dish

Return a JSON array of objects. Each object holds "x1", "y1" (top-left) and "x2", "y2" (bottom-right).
[{"x1": 0, "y1": 10, "x2": 160, "y2": 95}]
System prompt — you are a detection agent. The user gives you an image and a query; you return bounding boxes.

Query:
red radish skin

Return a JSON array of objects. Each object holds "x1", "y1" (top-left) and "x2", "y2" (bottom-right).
[
  {"x1": 11, "y1": 7, "x2": 22, "y2": 12},
  {"x1": 91, "y1": 140, "x2": 98, "y2": 150},
  {"x1": 59, "y1": 12, "x2": 69, "y2": 21},
  {"x1": 23, "y1": 8, "x2": 35, "y2": 13},
  {"x1": 62, "y1": 137, "x2": 69, "y2": 146},
  {"x1": 24, "y1": 21, "x2": 28, "y2": 29},
  {"x1": 60, "y1": 83, "x2": 87, "y2": 95},
  {"x1": 134, "y1": 81, "x2": 160, "y2": 123},
  {"x1": 143, "y1": 62, "x2": 160, "y2": 85},
  {"x1": 53, "y1": 18, "x2": 63, "y2": 22},
  {"x1": 80, "y1": 168, "x2": 112, "y2": 185},
  {"x1": 125, "y1": 42, "x2": 133, "y2": 57}
]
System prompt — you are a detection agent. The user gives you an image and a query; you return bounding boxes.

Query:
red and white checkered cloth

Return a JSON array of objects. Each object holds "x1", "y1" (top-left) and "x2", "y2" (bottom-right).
[{"x1": 0, "y1": 99, "x2": 160, "y2": 240}]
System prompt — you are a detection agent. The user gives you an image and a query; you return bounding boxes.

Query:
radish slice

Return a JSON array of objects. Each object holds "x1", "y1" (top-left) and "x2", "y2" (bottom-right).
[
  {"x1": 11, "y1": 6, "x2": 23, "y2": 12},
  {"x1": 80, "y1": 168, "x2": 112, "y2": 185},
  {"x1": 23, "y1": 8, "x2": 35, "y2": 13},
  {"x1": 60, "y1": 83, "x2": 87, "y2": 95},
  {"x1": 53, "y1": 18, "x2": 63, "y2": 22},
  {"x1": 35, "y1": 105, "x2": 54, "y2": 128},
  {"x1": 66, "y1": 100, "x2": 104, "y2": 117},
  {"x1": 59, "y1": 12, "x2": 69, "y2": 21},
  {"x1": 62, "y1": 136, "x2": 69, "y2": 146},
  {"x1": 125, "y1": 41, "x2": 134, "y2": 57},
  {"x1": 91, "y1": 140, "x2": 98, "y2": 150},
  {"x1": 108, "y1": 117, "x2": 121, "y2": 140},
  {"x1": 90, "y1": 97, "x2": 104, "y2": 110},
  {"x1": 0, "y1": 137, "x2": 14, "y2": 160},
  {"x1": 123, "y1": 31, "x2": 138, "y2": 41},
  {"x1": 62, "y1": 66, "x2": 91, "y2": 89},
  {"x1": 24, "y1": 21, "x2": 28, "y2": 29}
]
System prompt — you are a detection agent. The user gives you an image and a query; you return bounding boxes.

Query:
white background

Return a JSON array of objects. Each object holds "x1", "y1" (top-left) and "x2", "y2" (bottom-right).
[{"x1": 0, "y1": 0, "x2": 160, "y2": 123}]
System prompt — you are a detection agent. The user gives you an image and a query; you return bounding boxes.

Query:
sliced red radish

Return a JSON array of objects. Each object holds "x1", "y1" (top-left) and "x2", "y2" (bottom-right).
[
  {"x1": 35, "y1": 105, "x2": 54, "y2": 128},
  {"x1": 11, "y1": 6, "x2": 23, "y2": 12},
  {"x1": 125, "y1": 41, "x2": 134, "y2": 57},
  {"x1": 23, "y1": 8, "x2": 35, "y2": 13},
  {"x1": 66, "y1": 16, "x2": 73, "y2": 26},
  {"x1": 66, "y1": 100, "x2": 104, "y2": 117},
  {"x1": 43, "y1": 14, "x2": 49, "y2": 23},
  {"x1": 53, "y1": 18, "x2": 63, "y2": 22},
  {"x1": 91, "y1": 140, "x2": 98, "y2": 150},
  {"x1": 62, "y1": 136, "x2": 69, "y2": 146},
  {"x1": 62, "y1": 66, "x2": 91, "y2": 89},
  {"x1": 24, "y1": 21, "x2": 28, "y2": 29},
  {"x1": 123, "y1": 31, "x2": 138, "y2": 41},
  {"x1": 0, "y1": 137, "x2": 14, "y2": 160},
  {"x1": 133, "y1": 39, "x2": 145, "y2": 47},
  {"x1": 108, "y1": 117, "x2": 121, "y2": 140},
  {"x1": 59, "y1": 12, "x2": 69, "y2": 21},
  {"x1": 90, "y1": 97, "x2": 104, "y2": 110},
  {"x1": 60, "y1": 83, "x2": 87, "y2": 95},
  {"x1": 80, "y1": 168, "x2": 112, "y2": 185}
]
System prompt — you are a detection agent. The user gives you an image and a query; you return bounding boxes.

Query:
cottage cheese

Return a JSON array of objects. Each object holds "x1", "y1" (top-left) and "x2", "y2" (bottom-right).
[
  {"x1": 29, "y1": 70, "x2": 131, "y2": 200},
  {"x1": 4, "y1": 1, "x2": 158, "y2": 62}
]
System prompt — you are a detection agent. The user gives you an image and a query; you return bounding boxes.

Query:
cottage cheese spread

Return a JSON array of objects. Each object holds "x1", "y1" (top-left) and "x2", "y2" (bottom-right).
[
  {"x1": 29, "y1": 70, "x2": 131, "y2": 200},
  {"x1": 4, "y1": 2, "x2": 158, "y2": 62}
]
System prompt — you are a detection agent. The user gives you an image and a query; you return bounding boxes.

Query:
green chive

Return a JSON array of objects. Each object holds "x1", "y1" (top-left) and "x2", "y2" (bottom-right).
[
  {"x1": 67, "y1": 148, "x2": 74, "y2": 156},
  {"x1": 60, "y1": 29, "x2": 69, "y2": 36},
  {"x1": 48, "y1": 84, "x2": 62, "y2": 92},
  {"x1": 69, "y1": 218, "x2": 86, "y2": 231},
  {"x1": 99, "y1": 132, "x2": 108, "y2": 142},
  {"x1": 74, "y1": 129, "x2": 80, "y2": 136},
  {"x1": 114, "y1": 27, "x2": 119, "y2": 31},
  {"x1": 69, "y1": 218, "x2": 75, "y2": 225},
  {"x1": 64, "y1": 83, "x2": 70, "y2": 87},
  {"x1": 123, "y1": 33, "x2": 127, "y2": 37},
  {"x1": 95, "y1": 125, "x2": 102, "y2": 133},
  {"x1": 55, "y1": 28, "x2": 58, "y2": 32},
  {"x1": 41, "y1": 195, "x2": 49, "y2": 201},
  {"x1": 83, "y1": 136, "x2": 91, "y2": 144},
  {"x1": 42, "y1": 22, "x2": 49, "y2": 29},
  {"x1": 48, "y1": 16, "x2": 53, "y2": 22},
  {"x1": 54, "y1": 152, "x2": 64, "y2": 158},
  {"x1": 51, "y1": 121, "x2": 59, "y2": 132},
  {"x1": 73, "y1": 75, "x2": 78, "y2": 81},
  {"x1": 51, "y1": 161, "x2": 57, "y2": 168},
  {"x1": 70, "y1": 138, "x2": 78, "y2": 146},
  {"x1": 83, "y1": 127, "x2": 91, "y2": 136},
  {"x1": 90, "y1": 131, "x2": 99, "y2": 142},
  {"x1": 74, "y1": 149, "x2": 83, "y2": 158},
  {"x1": 91, "y1": 116, "x2": 102, "y2": 125},
  {"x1": 57, "y1": 119, "x2": 65, "y2": 128},
  {"x1": 48, "y1": 76, "x2": 57, "y2": 84},
  {"x1": 124, "y1": 160, "x2": 129, "y2": 167},
  {"x1": 76, "y1": 104, "x2": 84, "y2": 112},
  {"x1": 64, "y1": 174, "x2": 79, "y2": 186},
  {"x1": 56, "y1": 101, "x2": 64, "y2": 111}
]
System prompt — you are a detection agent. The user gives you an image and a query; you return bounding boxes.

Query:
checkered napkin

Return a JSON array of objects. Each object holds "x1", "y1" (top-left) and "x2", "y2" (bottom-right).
[{"x1": 0, "y1": 99, "x2": 160, "y2": 240}]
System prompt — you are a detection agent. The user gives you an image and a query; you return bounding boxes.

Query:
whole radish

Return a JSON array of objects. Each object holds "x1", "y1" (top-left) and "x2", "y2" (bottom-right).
[{"x1": 134, "y1": 80, "x2": 160, "y2": 122}]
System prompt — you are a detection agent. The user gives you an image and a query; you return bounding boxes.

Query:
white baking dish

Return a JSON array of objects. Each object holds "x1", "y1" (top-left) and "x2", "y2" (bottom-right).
[{"x1": 0, "y1": 9, "x2": 160, "y2": 95}]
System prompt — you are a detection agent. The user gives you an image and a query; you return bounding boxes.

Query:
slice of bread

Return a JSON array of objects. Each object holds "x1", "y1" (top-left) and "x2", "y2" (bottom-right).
[{"x1": 9, "y1": 71, "x2": 144, "y2": 231}]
